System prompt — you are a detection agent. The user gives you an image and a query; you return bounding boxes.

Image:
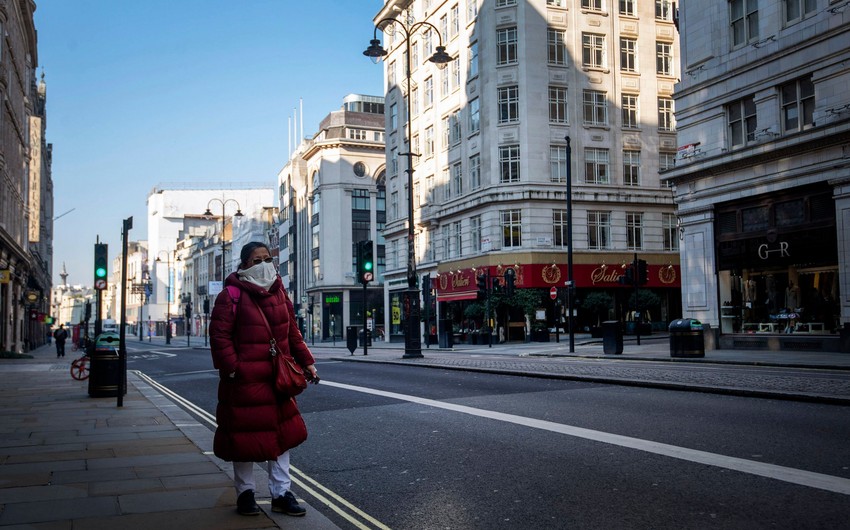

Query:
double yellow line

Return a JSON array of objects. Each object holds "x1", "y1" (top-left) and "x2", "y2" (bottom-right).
[{"x1": 134, "y1": 371, "x2": 390, "y2": 529}]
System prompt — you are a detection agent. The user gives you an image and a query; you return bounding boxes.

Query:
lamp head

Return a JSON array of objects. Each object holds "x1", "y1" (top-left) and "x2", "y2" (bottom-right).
[
  {"x1": 203, "y1": 208, "x2": 214, "y2": 220},
  {"x1": 363, "y1": 39, "x2": 387, "y2": 64},
  {"x1": 429, "y1": 46, "x2": 453, "y2": 69},
  {"x1": 234, "y1": 209, "x2": 244, "y2": 218}
]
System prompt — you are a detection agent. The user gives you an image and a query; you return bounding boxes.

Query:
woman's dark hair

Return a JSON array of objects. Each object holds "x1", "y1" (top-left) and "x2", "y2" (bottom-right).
[{"x1": 239, "y1": 242, "x2": 270, "y2": 268}]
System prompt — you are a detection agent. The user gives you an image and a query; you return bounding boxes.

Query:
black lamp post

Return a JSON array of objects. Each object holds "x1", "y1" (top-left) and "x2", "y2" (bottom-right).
[
  {"x1": 203, "y1": 199, "x2": 244, "y2": 283},
  {"x1": 155, "y1": 250, "x2": 180, "y2": 345},
  {"x1": 364, "y1": 13, "x2": 453, "y2": 359},
  {"x1": 565, "y1": 136, "x2": 575, "y2": 353}
]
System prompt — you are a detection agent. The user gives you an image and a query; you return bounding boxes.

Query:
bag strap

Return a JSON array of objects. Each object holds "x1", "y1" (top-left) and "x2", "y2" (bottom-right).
[
  {"x1": 245, "y1": 294, "x2": 278, "y2": 356},
  {"x1": 226, "y1": 285, "x2": 241, "y2": 315}
]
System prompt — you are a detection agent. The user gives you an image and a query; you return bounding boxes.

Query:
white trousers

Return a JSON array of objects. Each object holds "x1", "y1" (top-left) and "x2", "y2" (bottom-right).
[{"x1": 233, "y1": 450, "x2": 291, "y2": 498}]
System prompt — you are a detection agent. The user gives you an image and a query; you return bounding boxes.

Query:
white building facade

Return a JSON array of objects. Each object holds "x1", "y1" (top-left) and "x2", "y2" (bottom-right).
[
  {"x1": 373, "y1": 0, "x2": 682, "y2": 340},
  {"x1": 278, "y1": 94, "x2": 387, "y2": 341},
  {"x1": 665, "y1": 0, "x2": 850, "y2": 351}
]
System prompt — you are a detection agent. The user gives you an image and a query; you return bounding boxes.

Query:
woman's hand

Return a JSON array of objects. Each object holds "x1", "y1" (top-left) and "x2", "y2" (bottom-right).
[{"x1": 305, "y1": 364, "x2": 320, "y2": 384}]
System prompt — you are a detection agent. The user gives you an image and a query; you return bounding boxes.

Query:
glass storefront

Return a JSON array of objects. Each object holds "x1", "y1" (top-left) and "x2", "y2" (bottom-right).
[{"x1": 716, "y1": 185, "x2": 840, "y2": 334}]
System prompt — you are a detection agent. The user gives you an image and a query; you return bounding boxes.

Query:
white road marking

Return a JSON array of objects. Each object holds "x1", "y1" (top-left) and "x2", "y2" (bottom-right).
[{"x1": 322, "y1": 380, "x2": 850, "y2": 496}]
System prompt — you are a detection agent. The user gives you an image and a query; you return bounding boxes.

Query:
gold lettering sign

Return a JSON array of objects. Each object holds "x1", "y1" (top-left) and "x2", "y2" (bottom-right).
[
  {"x1": 541, "y1": 264, "x2": 561, "y2": 284},
  {"x1": 451, "y1": 275, "x2": 470, "y2": 289},
  {"x1": 590, "y1": 266, "x2": 622, "y2": 285}
]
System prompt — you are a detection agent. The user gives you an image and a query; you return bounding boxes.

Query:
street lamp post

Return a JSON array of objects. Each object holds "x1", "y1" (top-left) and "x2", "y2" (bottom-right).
[
  {"x1": 565, "y1": 136, "x2": 575, "y2": 353},
  {"x1": 203, "y1": 199, "x2": 244, "y2": 284},
  {"x1": 155, "y1": 250, "x2": 180, "y2": 345},
  {"x1": 364, "y1": 12, "x2": 453, "y2": 359}
]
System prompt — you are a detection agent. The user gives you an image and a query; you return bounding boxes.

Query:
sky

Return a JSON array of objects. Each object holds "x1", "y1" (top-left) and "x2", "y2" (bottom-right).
[{"x1": 36, "y1": 0, "x2": 384, "y2": 287}]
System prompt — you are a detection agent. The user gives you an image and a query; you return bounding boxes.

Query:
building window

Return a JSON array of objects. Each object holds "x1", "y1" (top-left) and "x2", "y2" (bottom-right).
[
  {"x1": 424, "y1": 28, "x2": 433, "y2": 56},
  {"x1": 501, "y1": 209, "x2": 522, "y2": 248},
  {"x1": 411, "y1": 41, "x2": 419, "y2": 71},
  {"x1": 582, "y1": 0, "x2": 603, "y2": 11},
  {"x1": 622, "y1": 94, "x2": 639, "y2": 128},
  {"x1": 553, "y1": 210, "x2": 568, "y2": 247},
  {"x1": 387, "y1": 61, "x2": 396, "y2": 89},
  {"x1": 549, "y1": 86, "x2": 569, "y2": 124},
  {"x1": 390, "y1": 191, "x2": 398, "y2": 220},
  {"x1": 656, "y1": 42, "x2": 674, "y2": 76},
  {"x1": 352, "y1": 188, "x2": 370, "y2": 211},
  {"x1": 550, "y1": 145, "x2": 567, "y2": 183},
  {"x1": 548, "y1": 28, "x2": 567, "y2": 65},
  {"x1": 412, "y1": 135, "x2": 420, "y2": 167},
  {"x1": 424, "y1": 126, "x2": 434, "y2": 157},
  {"x1": 424, "y1": 77, "x2": 434, "y2": 108},
  {"x1": 663, "y1": 213, "x2": 679, "y2": 251},
  {"x1": 443, "y1": 168, "x2": 452, "y2": 201},
  {"x1": 441, "y1": 67, "x2": 449, "y2": 98},
  {"x1": 585, "y1": 148, "x2": 610, "y2": 184},
  {"x1": 390, "y1": 103, "x2": 398, "y2": 130},
  {"x1": 658, "y1": 97, "x2": 675, "y2": 131},
  {"x1": 623, "y1": 150, "x2": 641, "y2": 186},
  {"x1": 730, "y1": 0, "x2": 759, "y2": 48},
  {"x1": 656, "y1": 0, "x2": 674, "y2": 20},
  {"x1": 496, "y1": 0, "x2": 517, "y2": 6},
  {"x1": 500, "y1": 145, "x2": 521, "y2": 183},
  {"x1": 468, "y1": 41, "x2": 479, "y2": 78},
  {"x1": 452, "y1": 161, "x2": 463, "y2": 196},
  {"x1": 660, "y1": 152, "x2": 676, "y2": 172},
  {"x1": 620, "y1": 38, "x2": 637, "y2": 73},
  {"x1": 442, "y1": 225, "x2": 451, "y2": 259},
  {"x1": 450, "y1": 110, "x2": 462, "y2": 145},
  {"x1": 411, "y1": 87, "x2": 419, "y2": 116},
  {"x1": 470, "y1": 215, "x2": 481, "y2": 252},
  {"x1": 452, "y1": 221, "x2": 463, "y2": 257},
  {"x1": 547, "y1": 0, "x2": 565, "y2": 6},
  {"x1": 391, "y1": 147, "x2": 398, "y2": 174},
  {"x1": 440, "y1": 14, "x2": 448, "y2": 42},
  {"x1": 728, "y1": 95, "x2": 757, "y2": 148},
  {"x1": 442, "y1": 116, "x2": 450, "y2": 148},
  {"x1": 582, "y1": 33, "x2": 606, "y2": 69},
  {"x1": 784, "y1": 0, "x2": 816, "y2": 25},
  {"x1": 583, "y1": 90, "x2": 608, "y2": 126},
  {"x1": 450, "y1": 4, "x2": 460, "y2": 38},
  {"x1": 620, "y1": 0, "x2": 636, "y2": 16},
  {"x1": 627, "y1": 212, "x2": 643, "y2": 250},
  {"x1": 781, "y1": 75, "x2": 814, "y2": 133},
  {"x1": 426, "y1": 175, "x2": 435, "y2": 203},
  {"x1": 452, "y1": 59, "x2": 461, "y2": 90},
  {"x1": 469, "y1": 98, "x2": 480, "y2": 134},
  {"x1": 587, "y1": 211, "x2": 611, "y2": 250},
  {"x1": 498, "y1": 85, "x2": 520, "y2": 124},
  {"x1": 497, "y1": 27, "x2": 518, "y2": 66},
  {"x1": 470, "y1": 154, "x2": 481, "y2": 189}
]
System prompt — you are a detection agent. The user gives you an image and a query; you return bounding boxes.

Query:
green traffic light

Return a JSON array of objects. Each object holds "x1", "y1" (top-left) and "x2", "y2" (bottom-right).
[
  {"x1": 364, "y1": 262, "x2": 373, "y2": 271},
  {"x1": 95, "y1": 267, "x2": 107, "y2": 278}
]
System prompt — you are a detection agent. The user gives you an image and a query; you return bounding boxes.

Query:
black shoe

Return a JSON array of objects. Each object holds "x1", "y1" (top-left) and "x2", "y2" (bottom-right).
[
  {"x1": 272, "y1": 491, "x2": 306, "y2": 516},
  {"x1": 236, "y1": 489, "x2": 261, "y2": 516}
]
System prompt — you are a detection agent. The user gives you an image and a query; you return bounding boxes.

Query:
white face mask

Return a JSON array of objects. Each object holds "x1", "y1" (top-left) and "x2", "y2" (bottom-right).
[{"x1": 237, "y1": 261, "x2": 278, "y2": 290}]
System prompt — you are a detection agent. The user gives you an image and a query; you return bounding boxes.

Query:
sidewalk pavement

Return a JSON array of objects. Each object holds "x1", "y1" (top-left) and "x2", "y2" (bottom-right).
[
  {"x1": 0, "y1": 344, "x2": 340, "y2": 530},
  {"x1": 3, "y1": 334, "x2": 846, "y2": 528}
]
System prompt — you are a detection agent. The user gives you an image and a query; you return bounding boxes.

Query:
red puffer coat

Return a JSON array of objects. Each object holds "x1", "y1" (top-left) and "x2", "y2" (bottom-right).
[{"x1": 210, "y1": 273, "x2": 315, "y2": 462}]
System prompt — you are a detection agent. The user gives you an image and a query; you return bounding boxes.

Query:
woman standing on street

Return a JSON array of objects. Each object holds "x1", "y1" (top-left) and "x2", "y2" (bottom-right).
[{"x1": 209, "y1": 241, "x2": 319, "y2": 517}]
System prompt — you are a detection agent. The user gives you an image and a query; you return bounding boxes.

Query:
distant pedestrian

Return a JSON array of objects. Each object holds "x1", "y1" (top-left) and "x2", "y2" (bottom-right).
[
  {"x1": 209, "y1": 242, "x2": 319, "y2": 517},
  {"x1": 53, "y1": 324, "x2": 68, "y2": 358}
]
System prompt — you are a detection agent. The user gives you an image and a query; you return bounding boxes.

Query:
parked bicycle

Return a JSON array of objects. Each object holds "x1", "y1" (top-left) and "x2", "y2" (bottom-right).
[{"x1": 70, "y1": 353, "x2": 90, "y2": 380}]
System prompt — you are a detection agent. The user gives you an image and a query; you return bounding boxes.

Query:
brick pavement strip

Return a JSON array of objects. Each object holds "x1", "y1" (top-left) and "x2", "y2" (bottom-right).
[{"x1": 337, "y1": 355, "x2": 850, "y2": 404}]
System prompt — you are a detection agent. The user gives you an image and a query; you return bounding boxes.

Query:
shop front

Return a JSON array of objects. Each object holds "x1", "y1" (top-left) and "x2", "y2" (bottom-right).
[
  {"x1": 715, "y1": 185, "x2": 841, "y2": 344},
  {"x1": 434, "y1": 258, "x2": 681, "y2": 338}
]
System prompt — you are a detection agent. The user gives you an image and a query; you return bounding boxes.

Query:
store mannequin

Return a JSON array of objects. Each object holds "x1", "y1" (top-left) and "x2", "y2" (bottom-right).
[{"x1": 786, "y1": 281, "x2": 799, "y2": 310}]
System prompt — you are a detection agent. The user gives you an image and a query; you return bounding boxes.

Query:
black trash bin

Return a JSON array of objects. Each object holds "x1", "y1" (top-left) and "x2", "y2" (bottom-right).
[
  {"x1": 438, "y1": 318, "x2": 454, "y2": 348},
  {"x1": 839, "y1": 323, "x2": 850, "y2": 354},
  {"x1": 89, "y1": 332, "x2": 124, "y2": 397},
  {"x1": 669, "y1": 319, "x2": 705, "y2": 358},
  {"x1": 358, "y1": 328, "x2": 372, "y2": 347},
  {"x1": 602, "y1": 321, "x2": 623, "y2": 355}
]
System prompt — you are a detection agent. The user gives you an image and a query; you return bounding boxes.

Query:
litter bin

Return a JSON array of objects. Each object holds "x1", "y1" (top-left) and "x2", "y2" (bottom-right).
[
  {"x1": 669, "y1": 319, "x2": 705, "y2": 358},
  {"x1": 602, "y1": 321, "x2": 623, "y2": 355},
  {"x1": 358, "y1": 328, "x2": 372, "y2": 347},
  {"x1": 88, "y1": 332, "x2": 124, "y2": 397},
  {"x1": 346, "y1": 326, "x2": 358, "y2": 354},
  {"x1": 438, "y1": 318, "x2": 454, "y2": 348},
  {"x1": 840, "y1": 323, "x2": 850, "y2": 354}
]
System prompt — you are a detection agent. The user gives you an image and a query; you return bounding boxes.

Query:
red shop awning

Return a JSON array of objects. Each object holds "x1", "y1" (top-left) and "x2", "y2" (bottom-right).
[{"x1": 438, "y1": 291, "x2": 479, "y2": 302}]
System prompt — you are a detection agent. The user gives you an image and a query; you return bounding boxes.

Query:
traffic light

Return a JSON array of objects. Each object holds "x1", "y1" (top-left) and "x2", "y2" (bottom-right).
[
  {"x1": 93, "y1": 243, "x2": 108, "y2": 288},
  {"x1": 422, "y1": 275, "x2": 431, "y2": 307},
  {"x1": 637, "y1": 259, "x2": 649, "y2": 285},
  {"x1": 504, "y1": 268, "x2": 516, "y2": 296},
  {"x1": 492, "y1": 278, "x2": 502, "y2": 294},
  {"x1": 619, "y1": 266, "x2": 634, "y2": 286},
  {"x1": 84, "y1": 301, "x2": 92, "y2": 321},
  {"x1": 357, "y1": 240, "x2": 374, "y2": 284},
  {"x1": 477, "y1": 273, "x2": 487, "y2": 300}
]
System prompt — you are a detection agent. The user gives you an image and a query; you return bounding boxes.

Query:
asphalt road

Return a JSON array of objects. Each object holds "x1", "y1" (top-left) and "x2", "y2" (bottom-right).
[{"x1": 126, "y1": 342, "x2": 850, "y2": 529}]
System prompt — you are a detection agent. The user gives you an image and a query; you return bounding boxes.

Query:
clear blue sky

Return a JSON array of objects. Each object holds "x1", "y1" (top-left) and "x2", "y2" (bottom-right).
[{"x1": 36, "y1": 0, "x2": 384, "y2": 286}]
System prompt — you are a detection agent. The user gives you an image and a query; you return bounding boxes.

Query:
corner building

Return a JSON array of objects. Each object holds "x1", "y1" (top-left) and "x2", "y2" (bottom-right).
[
  {"x1": 665, "y1": 0, "x2": 850, "y2": 351},
  {"x1": 374, "y1": 0, "x2": 682, "y2": 341}
]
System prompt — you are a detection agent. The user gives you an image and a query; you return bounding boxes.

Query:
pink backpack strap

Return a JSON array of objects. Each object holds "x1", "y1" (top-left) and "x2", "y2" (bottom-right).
[{"x1": 226, "y1": 286, "x2": 241, "y2": 315}]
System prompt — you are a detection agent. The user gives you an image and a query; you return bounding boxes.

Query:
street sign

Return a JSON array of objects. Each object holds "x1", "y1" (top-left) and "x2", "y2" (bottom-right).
[
  {"x1": 95, "y1": 279, "x2": 107, "y2": 290},
  {"x1": 364, "y1": 272, "x2": 373, "y2": 282},
  {"x1": 550, "y1": 287, "x2": 558, "y2": 300}
]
